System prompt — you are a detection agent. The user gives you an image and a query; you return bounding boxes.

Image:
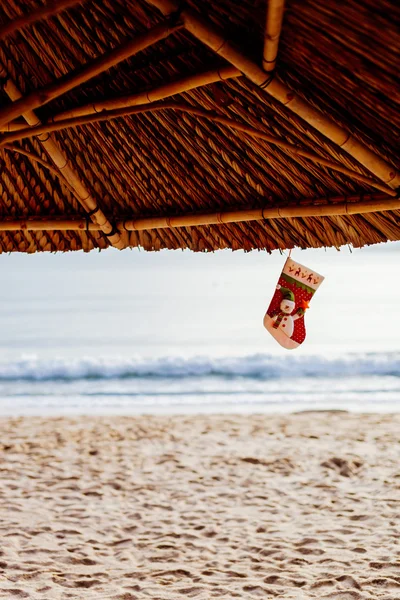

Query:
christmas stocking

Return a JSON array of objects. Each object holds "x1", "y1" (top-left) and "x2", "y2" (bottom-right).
[{"x1": 263, "y1": 257, "x2": 324, "y2": 349}]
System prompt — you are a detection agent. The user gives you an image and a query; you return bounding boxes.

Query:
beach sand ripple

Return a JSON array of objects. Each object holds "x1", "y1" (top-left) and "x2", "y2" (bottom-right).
[{"x1": 0, "y1": 413, "x2": 399, "y2": 599}]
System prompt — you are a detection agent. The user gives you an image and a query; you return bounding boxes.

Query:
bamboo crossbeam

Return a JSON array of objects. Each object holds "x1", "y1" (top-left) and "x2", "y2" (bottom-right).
[
  {"x1": 1, "y1": 101, "x2": 395, "y2": 197},
  {"x1": 0, "y1": 121, "x2": 28, "y2": 132},
  {"x1": 48, "y1": 65, "x2": 241, "y2": 121},
  {"x1": 263, "y1": 0, "x2": 285, "y2": 72},
  {"x1": 0, "y1": 65, "x2": 240, "y2": 128},
  {"x1": 0, "y1": 192, "x2": 398, "y2": 232},
  {"x1": 0, "y1": 62, "x2": 125, "y2": 249},
  {"x1": 144, "y1": 0, "x2": 400, "y2": 190},
  {"x1": 0, "y1": 0, "x2": 82, "y2": 40},
  {"x1": 0, "y1": 20, "x2": 181, "y2": 130}
]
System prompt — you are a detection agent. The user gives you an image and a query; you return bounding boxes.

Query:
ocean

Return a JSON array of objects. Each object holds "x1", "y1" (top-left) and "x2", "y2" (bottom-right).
[{"x1": 0, "y1": 243, "x2": 399, "y2": 415}]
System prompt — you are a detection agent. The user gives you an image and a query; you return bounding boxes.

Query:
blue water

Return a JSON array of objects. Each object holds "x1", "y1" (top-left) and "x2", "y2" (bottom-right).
[{"x1": 0, "y1": 244, "x2": 399, "y2": 414}]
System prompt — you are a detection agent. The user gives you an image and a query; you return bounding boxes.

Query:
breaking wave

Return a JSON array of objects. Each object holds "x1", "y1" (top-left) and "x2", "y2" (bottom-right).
[{"x1": 0, "y1": 352, "x2": 399, "y2": 382}]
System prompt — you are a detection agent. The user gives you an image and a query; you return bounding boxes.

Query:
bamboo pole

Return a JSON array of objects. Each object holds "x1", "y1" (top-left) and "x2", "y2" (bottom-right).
[
  {"x1": 144, "y1": 0, "x2": 400, "y2": 190},
  {"x1": 0, "y1": 192, "x2": 398, "y2": 232},
  {"x1": 0, "y1": 121, "x2": 27, "y2": 132},
  {"x1": 47, "y1": 65, "x2": 241, "y2": 121},
  {"x1": 1, "y1": 101, "x2": 395, "y2": 197},
  {"x1": 0, "y1": 65, "x2": 240, "y2": 129},
  {"x1": 0, "y1": 62, "x2": 125, "y2": 249},
  {"x1": 263, "y1": 0, "x2": 285, "y2": 72},
  {"x1": 0, "y1": 0, "x2": 82, "y2": 40},
  {"x1": 0, "y1": 20, "x2": 181, "y2": 130}
]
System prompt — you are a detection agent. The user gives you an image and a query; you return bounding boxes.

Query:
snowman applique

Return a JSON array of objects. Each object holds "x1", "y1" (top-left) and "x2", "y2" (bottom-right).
[
  {"x1": 270, "y1": 284, "x2": 304, "y2": 338},
  {"x1": 263, "y1": 257, "x2": 324, "y2": 349}
]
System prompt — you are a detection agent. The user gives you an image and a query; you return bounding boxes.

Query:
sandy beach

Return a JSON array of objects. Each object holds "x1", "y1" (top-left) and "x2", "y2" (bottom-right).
[{"x1": 0, "y1": 412, "x2": 399, "y2": 599}]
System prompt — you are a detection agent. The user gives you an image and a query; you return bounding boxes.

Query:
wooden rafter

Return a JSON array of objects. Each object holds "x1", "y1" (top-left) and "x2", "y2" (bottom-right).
[
  {"x1": 0, "y1": 102, "x2": 395, "y2": 197},
  {"x1": 0, "y1": 62, "x2": 125, "y2": 249},
  {"x1": 143, "y1": 0, "x2": 400, "y2": 190},
  {"x1": 263, "y1": 0, "x2": 285, "y2": 72},
  {"x1": 0, "y1": 0, "x2": 82, "y2": 40},
  {"x1": 0, "y1": 20, "x2": 181, "y2": 129},
  {"x1": 0, "y1": 192, "x2": 397, "y2": 232}
]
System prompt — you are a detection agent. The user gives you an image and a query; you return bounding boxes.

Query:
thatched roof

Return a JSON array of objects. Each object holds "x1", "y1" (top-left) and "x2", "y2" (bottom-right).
[{"x1": 0, "y1": 0, "x2": 399, "y2": 253}]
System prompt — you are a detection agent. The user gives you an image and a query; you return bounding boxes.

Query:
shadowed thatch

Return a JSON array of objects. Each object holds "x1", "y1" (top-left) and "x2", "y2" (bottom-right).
[{"x1": 0, "y1": 0, "x2": 399, "y2": 253}]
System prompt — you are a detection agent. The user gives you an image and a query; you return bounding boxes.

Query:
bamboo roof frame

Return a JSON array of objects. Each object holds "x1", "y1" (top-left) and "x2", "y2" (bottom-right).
[
  {"x1": 263, "y1": 0, "x2": 285, "y2": 72},
  {"x1": 144, "y1": 0, "x2": 400, "y2": 190},
  {"x1": 0, "y1": 0, "x2": 398, "y2": 253},
  {"x1": 0, "y1": 4, "x2": 396, "y2": 194}
]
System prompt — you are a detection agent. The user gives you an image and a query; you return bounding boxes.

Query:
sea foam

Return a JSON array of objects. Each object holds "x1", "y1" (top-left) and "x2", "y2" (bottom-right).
[{"x1": 0, "y1": 352, "x2": 398, "y2": 381}]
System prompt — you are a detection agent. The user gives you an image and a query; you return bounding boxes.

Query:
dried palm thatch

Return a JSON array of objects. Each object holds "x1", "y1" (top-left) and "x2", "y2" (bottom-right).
[{"x1": 0, "y1": 0, "x2": 399, "y2": 253}]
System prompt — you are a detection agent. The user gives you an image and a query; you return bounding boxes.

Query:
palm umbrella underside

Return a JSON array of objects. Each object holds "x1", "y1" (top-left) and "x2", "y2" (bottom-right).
[{"x1": 0, "y1": 0, "x2": 399, "y2": 253}]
